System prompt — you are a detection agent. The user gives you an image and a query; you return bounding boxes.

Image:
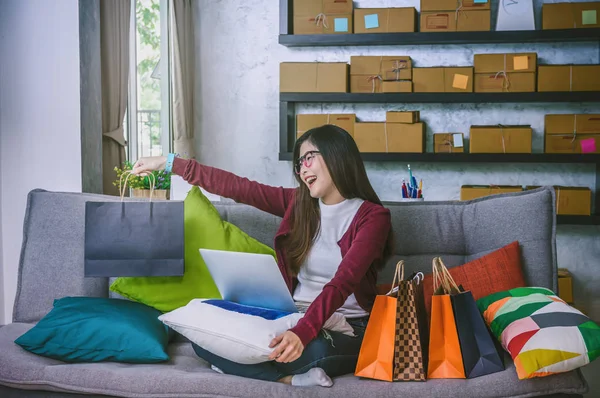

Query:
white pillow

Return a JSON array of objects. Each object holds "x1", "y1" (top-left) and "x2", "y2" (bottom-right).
[{"x1": 158, "y1": 299, "x2": 356, "y2": 364}]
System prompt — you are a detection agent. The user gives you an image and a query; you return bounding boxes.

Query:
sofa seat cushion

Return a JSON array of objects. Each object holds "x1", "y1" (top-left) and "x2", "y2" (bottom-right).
[{"x1": 0, "y1": 323, "x2": 588, "y2": 398}]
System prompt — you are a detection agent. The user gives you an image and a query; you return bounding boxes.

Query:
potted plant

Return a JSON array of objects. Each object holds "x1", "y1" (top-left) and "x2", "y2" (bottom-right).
[{"x1": 113, "y1": 161, "x2": 171, "y2": 200}]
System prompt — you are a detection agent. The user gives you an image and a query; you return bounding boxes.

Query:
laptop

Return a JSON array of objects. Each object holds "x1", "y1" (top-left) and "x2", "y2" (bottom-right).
[{"x1": 199, "y1": 248, "x2": 299, "y2": 313}]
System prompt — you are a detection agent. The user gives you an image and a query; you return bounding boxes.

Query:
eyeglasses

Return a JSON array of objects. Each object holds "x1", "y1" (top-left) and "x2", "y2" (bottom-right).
[{"x1": 294, "y1": 151, "x2": 320, "y2": 174}]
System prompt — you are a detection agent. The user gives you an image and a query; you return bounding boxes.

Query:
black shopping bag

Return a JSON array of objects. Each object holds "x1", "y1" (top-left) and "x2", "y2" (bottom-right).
[
  {"x1": 84, "y1": 200, "x2": 184, "y2": 277},
  {"x1": 451, "y1": 290, "x2": 504, "y2": 378}
]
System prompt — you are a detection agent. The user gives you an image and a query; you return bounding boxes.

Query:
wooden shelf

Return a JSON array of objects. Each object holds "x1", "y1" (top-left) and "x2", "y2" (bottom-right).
[
  {"x1": 279, "y1": 28, "x2": 600, "y2": 47},
  {"x1": 557, "y1": 215, "x2": 600, "y2": 225},
  {"x1": 280, "y1": 92, "x2": 600, "y2": 104},
  {"x1": 278, "y1": 152, "x2": 600, "y2": 164}
]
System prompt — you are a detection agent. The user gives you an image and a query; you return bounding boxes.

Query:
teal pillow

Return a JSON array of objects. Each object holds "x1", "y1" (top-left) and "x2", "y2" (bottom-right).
[{"x1": 14, "y1": 297, "x2": 171, "y2": 363}]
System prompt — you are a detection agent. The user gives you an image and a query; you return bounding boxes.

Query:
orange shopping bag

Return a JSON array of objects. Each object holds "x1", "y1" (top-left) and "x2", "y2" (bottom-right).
[
  {"x1": 354, "y1": 261, "x2": 404, "y2": 382},
  {"x1": 427, "y1": 257, "x2": 466, "y2": 379}
]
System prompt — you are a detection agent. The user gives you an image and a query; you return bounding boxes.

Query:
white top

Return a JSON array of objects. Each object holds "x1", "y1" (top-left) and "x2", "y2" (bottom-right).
[{"x1": 293, "y1": 198, "x2": 369, "y2": 318}]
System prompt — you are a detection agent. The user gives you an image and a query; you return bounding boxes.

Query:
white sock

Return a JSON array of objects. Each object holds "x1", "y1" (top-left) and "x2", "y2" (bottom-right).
[{"x1": 291, "y1": 368, "x2": 333, "y2": 387}]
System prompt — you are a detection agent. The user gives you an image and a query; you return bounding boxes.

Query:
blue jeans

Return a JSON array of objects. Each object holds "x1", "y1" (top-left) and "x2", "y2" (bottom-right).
[{"x1": 191, "y1": 316, "x2": 369, "y2": 382}]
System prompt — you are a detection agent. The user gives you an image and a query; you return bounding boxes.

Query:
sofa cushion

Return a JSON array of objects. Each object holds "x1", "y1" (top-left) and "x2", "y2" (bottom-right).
[
  {"x1": 109, "y1": 186, "x2": 276, "y2": 312},
  {"x1": 478, "y1": 287, "x2": 600, "y2": 380},
  {"x1": 0, "y1": 323, "x2": 588, "y2": 397},
  {"x1": 421, "y1": 241, "x2": 527, "y2": 315},
  {"x1": 14, "y1": 297, "x2": 170, "y2": 363}
]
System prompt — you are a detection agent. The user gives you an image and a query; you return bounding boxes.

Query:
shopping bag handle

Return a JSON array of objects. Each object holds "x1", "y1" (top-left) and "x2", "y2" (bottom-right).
[
  {"x1": 119, "y1": 171, "x2": 156, "y2": 202},
  {"x1": 432, "y1": 257, "x2": 461, "y2": 295},
  {"x1": 386, "y1": 260, "x2": 406, "y2": 296}
]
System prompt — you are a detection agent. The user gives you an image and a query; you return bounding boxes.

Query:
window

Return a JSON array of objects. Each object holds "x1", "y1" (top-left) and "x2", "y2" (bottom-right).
[{"x1": 126, "y1": 0, "x2": 171, "y2": 161}]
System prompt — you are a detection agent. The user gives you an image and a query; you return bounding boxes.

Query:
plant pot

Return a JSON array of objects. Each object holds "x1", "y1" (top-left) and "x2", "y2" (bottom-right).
[{"x1": 131, "y1": 188, "x2": 170, "y2": 200}]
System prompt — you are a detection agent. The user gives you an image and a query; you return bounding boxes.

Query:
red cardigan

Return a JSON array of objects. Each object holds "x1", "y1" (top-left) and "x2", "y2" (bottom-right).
[{"x1": 173, "y1": 158, "x2": 392, "y2": 346}]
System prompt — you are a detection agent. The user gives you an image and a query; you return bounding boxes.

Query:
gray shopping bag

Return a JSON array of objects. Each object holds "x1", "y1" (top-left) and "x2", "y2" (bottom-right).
[{"x1": 84, "y1": 199, "x2": 184, "y2": 277}]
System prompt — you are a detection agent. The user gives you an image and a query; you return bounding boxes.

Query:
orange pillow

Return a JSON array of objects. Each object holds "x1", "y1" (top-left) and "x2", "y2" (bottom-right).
[{"x1": 422, "y1": 241, "x2": 526, "y2": 315}]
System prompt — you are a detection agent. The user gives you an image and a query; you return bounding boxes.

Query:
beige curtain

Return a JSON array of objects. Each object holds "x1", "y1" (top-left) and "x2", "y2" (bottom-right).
[
  {"x1": 100, "y1": 0, "x2": 131, "y2": 195},
  {"x1": 171, "y1": 0, "x2": 196, "y2": 159}
]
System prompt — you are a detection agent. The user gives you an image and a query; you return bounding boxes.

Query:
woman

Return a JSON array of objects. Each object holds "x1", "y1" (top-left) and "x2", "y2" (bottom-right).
[{"x1": 132, "y1": 124, "x2": 393, "y2": 387}]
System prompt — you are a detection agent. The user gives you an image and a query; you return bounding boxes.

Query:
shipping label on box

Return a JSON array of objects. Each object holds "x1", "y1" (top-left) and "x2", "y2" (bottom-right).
[
  {"x1": 434, "y1": 133, "x2": 465, "y2": 153},
  {"x1": 474, "y1": 72, "x2": 535, "y2": 92},
  {"x1": 324, "y1": 14, "x2": 353, "y2": 34},
  {"x1": 460, "y1": 185, "x2": 523, "y2": 201},
  {"x1": 469, "y1": 125, "x2": 533, "y2": 153},
  {"x1": 421, "y1": 0, "x2": 491, "y2": 12},
  {"x1": 420, "y1": 10, "x2": 490, "y2": 31},
  {"x1": 280, "y1": 63, "x2": 348, "y2": 93},
  {"x1": 354, "y1": 123, "x2": 387, "y2": 152},
  {"x1": 296, "y1": 114, "x2": 356, "y2": 138},
  {"x1": 386, "y1": 111, "x2": 420, "y2": 124},
  {"x1": 420, "y1": 12, "x2": 457, "y2": 31},
  {"x1": 354, "y1": 8, "x2": 416, "y2": 33},
  {"x1": 445, "y1": 67, "x2": 474, "y2": 92},
  {"x1": 386, "y1": 122, "x2": 425, "y2": 153}
]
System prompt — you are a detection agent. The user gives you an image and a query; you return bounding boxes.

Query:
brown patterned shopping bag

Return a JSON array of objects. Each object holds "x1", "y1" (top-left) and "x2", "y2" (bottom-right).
[{"x1": 392, "y1": 261, "x2": 428, "y2": 381}]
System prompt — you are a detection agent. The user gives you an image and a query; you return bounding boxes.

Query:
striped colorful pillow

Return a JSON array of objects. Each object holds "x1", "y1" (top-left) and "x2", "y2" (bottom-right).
[{"x1": 476, "y1": 287, "x2": 600, "y2": 379}]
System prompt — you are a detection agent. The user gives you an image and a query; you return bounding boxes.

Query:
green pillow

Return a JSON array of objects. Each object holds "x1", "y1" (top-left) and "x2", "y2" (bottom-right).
[
  {"x1": 14, "y1": 297, "x2": 170, "y2": 363},
  {"x1": 110, "y1": 186, "x2": 276, "y2": 312}
]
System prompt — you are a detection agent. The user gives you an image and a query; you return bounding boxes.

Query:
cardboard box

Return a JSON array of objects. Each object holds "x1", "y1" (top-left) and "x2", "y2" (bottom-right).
[
  {"x1": 382, "y1": 81, "x2": 412, "y2": 93},
  {"x1": 386, "y1": 111, "x2": 420, "y2": 124},
  {"x1": 351, "y1": 75, "x2": 383, "y2": 93},
  {"x1": 354, "y1": 122, "x2": 387, "y2": 152},
  {"x1": 386, "y1": 122, "x2": 425, "y2": 153},
  {"x1": 294, "y1": 14, "x2": 353, "y2": 34},
  {"x1": 558, "y1": 269, "x2": 574, "y2": 303},
  {"x1": 413, "y1": 67, "x2": 473, "y2": 92},
  {"x1": 460, "y1": 185, "x2": 523, "y2": 201},
  {"x1": 413, "y1": 68, "x2": 445, "y2": 92},
  {"x1": 527, "y1": 186, "x2": 592, "y2": 216},
  {"x1": 434, "y1": 133, "x2": 465, "y2": 153},
  {"x1": 474, "y1": 53, "x2": 537, "y2": 74},
  {"x1": 474, "y1": 72, "x2": 536, "y2": 92},
  {"x1": 421, "y1": 0, "x2": 491, "y2": 12},
  {"x1": 296, "y1": 114, "x2": 356, "y2": 138},
  {"x1": 538, "y1": 65, "x2": 600, "y2": 92},
  {"x1": 470, "y1": 125, "x2": 532, "y2": 153},
  {"x1": 420, "y1": 10, "x2": 491, "y2": 32},
  {"x1": 544, "y1": 114, "x2": 600, "y2": 154},
  {"x1": 293, "y1": 0, "x2": 353, "y2": 17},
  {"x1": 543, "y1": 2, "x2": 600, "y2": 30},
  {"x1": 354, "y1": 8, "x2": 416, "y2": 33},
  {"x1": 280, "y1": 63, "x2": 348, "y2": 93},
  {"x1": 350, "y1": 56, "x2": 412, "y2": 81}
]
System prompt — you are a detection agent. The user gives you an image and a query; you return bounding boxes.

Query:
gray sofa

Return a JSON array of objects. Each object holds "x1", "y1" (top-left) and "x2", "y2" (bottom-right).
[{"x1": 0, "y1": 187, "x2": 589, "y2": 398}]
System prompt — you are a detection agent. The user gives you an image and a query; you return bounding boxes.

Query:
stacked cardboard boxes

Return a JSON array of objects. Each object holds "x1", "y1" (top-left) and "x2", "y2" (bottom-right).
[
  {"x1": 474, "y1": 53, "x2": 537, "y2": 93},
  {"x1": 413, "y1": 67, "x2": 473, "y2": 92},
  {"x1": 460, "y1": 185, "x2": 523, "y2": 200},
  {"x1": 544, "y1": 114, "x2": 600, "y2": 154},
  {"x1": 434, "y1": 133, "x2": 465, "y2": 152},
  {"x1": 538, "y1": 65, "x2": 600, "y2": 92},
  {"x1": 280, "y1": 62, "x2": 348, "y2": 92},
  {"x1": 543, "y1": 2, "x2": 600, "y2": 29},
  {"x1": 350, "y1": 56, "x2": 412, "y2": 93},
  {"x1": 353, "y1": 111, "x2": 424, "y2": 153},
  {"x1": 558, "y1": 269, "x2": 574, "y2": 304},
  {"x1": 526, "y1": 185, "x2": 592, "y2": 215},
  {"x1": 469, "y1": 125, "x2": 532, "y2": 153},
  {"x1": 296, "y1": 114, "x2": 356, "y2": 139},
  {"x1": 386, "y1": 112, "x2": 425, "y2": 153},
  {"x1": 420, "y1": 0, "x2": 491, "y2": 32},
  {"x1": 293, "y1": 0, "x2": 353, "y2": 34},
  {"x1": 354, "y1": 8, "x2": 416, "y2": 33}
]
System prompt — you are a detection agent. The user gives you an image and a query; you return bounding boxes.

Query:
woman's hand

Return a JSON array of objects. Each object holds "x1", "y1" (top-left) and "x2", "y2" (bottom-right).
[
  {"x1": 268, "y1": 331, "x2": 304, "y2": 363},
  {"x1": 132, "y1": 156, "x2": 167, "y2": 176}
]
